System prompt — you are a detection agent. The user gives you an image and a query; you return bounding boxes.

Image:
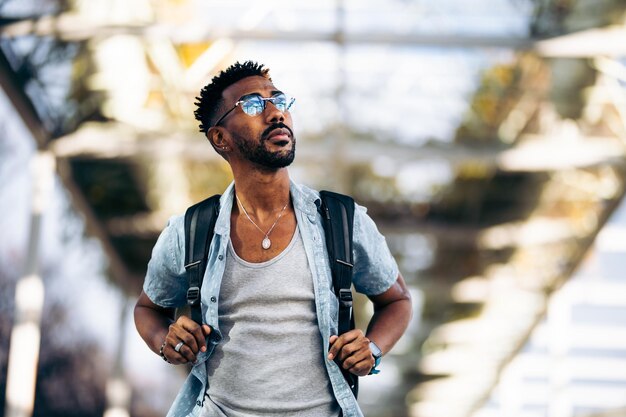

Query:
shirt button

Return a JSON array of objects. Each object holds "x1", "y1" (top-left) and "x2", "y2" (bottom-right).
[
  {"x1": 210, "y1": 296, "x2": 217, "y2": 303},
  {"x1": 218, "y1": 254, "x2": 224, "y2": 260},
  {"x1": 196, "y1": 400, "x2": 202, "y2": 406}
]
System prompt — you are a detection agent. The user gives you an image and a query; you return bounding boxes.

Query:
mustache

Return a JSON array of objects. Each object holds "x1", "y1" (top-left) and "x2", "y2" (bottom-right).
[{"x1": 262, "y1": 123, "x2": 293, "y2": 140}]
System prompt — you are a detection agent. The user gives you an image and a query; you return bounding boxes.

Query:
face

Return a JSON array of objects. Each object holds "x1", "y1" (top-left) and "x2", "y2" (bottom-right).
[{"x1": 217, "y1": 76, "x2": 296, "y2": 169}]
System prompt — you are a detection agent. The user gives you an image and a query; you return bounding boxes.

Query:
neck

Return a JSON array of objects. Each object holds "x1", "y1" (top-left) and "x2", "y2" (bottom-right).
[{"x1": 232, "y1": 167, "x2": 291, "y2": 215}]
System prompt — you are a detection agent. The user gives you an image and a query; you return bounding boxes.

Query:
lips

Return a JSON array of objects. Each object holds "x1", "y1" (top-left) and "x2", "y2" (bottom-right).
[{"x1": 266, "y1": 127, "x2": 291, "y2": 143}]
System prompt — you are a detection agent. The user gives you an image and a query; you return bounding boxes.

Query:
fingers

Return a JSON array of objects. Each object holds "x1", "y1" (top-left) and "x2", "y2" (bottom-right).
[
  {"x1": 202, "y1": 324, "x2": 212, "y2": 337},
  {"x1": 327, "y1": 329, "x2": 361, "y2": 360},
  {"x1": 327, "y1": 329, "x2": 375, "y2": 376},
  {"x1": 162, "y1": 317, "x2": 211, "y2": 365},
  {"x1": 343, "y1": 349, "x2": 374, "y2": 376}
]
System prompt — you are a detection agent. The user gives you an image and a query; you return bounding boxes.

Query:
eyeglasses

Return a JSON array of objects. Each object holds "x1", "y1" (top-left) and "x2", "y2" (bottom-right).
[{"x1": 213, "y1": 92, "x2": 296, "y2": 127}]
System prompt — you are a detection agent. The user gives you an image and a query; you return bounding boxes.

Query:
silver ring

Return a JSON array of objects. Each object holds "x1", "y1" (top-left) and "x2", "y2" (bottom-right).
[{"x1": 174, "y1": 341, "x2": 184, "y2": 353}]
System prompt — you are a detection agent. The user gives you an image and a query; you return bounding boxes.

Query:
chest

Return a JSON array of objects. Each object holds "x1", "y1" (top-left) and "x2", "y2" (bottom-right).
[
  {"x1": 220, "y1": 230, "x2": 314, "y2": 313},
  {"x1": 230, "y1": 210, "x2": 298, "y2": 263}
]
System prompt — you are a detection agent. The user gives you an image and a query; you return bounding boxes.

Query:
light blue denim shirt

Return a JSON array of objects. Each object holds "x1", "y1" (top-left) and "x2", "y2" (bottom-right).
[{"x1": 143, "y1": 181, "x2": 399, "y2": 417}]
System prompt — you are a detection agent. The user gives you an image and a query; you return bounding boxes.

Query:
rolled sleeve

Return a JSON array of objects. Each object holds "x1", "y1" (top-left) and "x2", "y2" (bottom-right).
[
  {"x1": 352, "y1": 204, "x2": 399, "y2": 296},
  {"x1": 143, "y1": 215, "x2": 188, "y2": 308}
]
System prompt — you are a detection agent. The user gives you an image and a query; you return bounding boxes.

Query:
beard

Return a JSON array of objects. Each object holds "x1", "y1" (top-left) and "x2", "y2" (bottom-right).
[{"x1": 233, "y1": 123, "x2": 296, "y2": 169}]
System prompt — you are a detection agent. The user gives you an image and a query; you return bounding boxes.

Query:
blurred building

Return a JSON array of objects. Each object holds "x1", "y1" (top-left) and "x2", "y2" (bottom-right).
[{"x1": 1, "y1": 1, "x2": 626, "y2": 417}]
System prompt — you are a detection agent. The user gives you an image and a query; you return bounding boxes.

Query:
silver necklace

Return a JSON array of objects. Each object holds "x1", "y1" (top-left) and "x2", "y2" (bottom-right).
[{"x1": 235, "y1": 193, "x2": 289, "y2": 250}]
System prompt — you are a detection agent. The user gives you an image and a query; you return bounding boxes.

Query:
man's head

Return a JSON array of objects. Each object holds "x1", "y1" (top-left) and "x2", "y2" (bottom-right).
[
  {"x1": 194, "y1": 61, "x2": 271, "y2": 133},
  {"x1": 194, "y1": 61, "x2": 296, "y2": 169}
]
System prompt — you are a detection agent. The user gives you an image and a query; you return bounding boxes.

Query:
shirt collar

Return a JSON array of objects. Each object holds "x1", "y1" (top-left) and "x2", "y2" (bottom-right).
[
  {"x1": 289, "y1": 179, "x2": 319, "y2": 216},
  {"x1": 213, "y1": 179, "x2": 319, "y2": 236},
  {"x1": 214, "y1": 182, "x2": 235, "y2": 236}
]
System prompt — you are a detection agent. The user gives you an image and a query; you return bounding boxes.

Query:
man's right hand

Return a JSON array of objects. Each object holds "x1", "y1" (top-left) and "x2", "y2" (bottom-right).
[{"x1": 162, "y1": 316, "x2": 212, "y2": 364}]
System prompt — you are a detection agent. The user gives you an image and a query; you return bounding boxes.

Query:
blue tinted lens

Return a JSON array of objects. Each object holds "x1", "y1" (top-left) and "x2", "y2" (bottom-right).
[
  {"x1": 241, "y1": 96, "x2": 264, "y2": 116},
  {"x1": 271, "y1": 94, "x2": 287, "y2": 111},
  {"x1": 239, "y1": 93, "x2": 293, "y2": 116}
]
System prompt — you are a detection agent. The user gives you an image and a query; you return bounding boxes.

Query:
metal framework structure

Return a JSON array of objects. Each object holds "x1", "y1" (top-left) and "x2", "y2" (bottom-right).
[{"x1": 2, "y1": 1, "x2": 626, "y2": 416}]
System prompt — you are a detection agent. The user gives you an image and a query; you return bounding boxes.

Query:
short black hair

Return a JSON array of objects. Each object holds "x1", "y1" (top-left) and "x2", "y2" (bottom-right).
[{"x1": 194, "y1": 60, "x2": 271, "y2": 134}]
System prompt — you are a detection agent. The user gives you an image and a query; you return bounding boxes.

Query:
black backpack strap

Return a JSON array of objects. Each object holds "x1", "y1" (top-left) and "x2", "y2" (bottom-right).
[
  {"x1": 319, "y1": 191, "x2": 355, "y2": 334},
  {"x1": 319, "y1": 190, "x2": 357, "y2": 397},
  {"x1": 184, "y1": 194, "x2": 221, "y2": 325}
]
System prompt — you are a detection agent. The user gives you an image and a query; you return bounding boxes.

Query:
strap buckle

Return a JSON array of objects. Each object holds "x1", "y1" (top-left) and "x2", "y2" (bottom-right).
[
  {"x1": 336, "y1": 259, "x2": 353, "y2": 268},
  {"x1": 338, "y1": 288, "x2": 353, "y2": 308},
  {"x1": 187, "y1": 286, "x2": 200, "y2": 306},
  {"x1": 184, "y1": 260, "x2": 201, "y2": 269}
]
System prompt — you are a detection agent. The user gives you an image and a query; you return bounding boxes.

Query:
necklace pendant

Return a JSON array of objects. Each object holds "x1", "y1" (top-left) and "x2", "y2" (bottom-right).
[{"x1": 262, "y1": 237, "x2": 271, "y2": 250}]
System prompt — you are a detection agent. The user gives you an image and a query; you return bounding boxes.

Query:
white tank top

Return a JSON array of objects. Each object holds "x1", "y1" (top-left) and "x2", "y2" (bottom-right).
[{"x1": 202, "y1": 226, "x2": 341, "y2": 417}]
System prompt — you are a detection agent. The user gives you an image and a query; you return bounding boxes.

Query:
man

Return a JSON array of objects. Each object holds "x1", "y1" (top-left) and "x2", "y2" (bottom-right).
[{"x1": 134, "y1": 61, "x2": 412, "y2": 417}]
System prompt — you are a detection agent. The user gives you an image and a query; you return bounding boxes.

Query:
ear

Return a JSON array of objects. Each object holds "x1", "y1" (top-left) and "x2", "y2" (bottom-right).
[{"x1": 207, "y1": 127, "x2": 231, "y2": 153}]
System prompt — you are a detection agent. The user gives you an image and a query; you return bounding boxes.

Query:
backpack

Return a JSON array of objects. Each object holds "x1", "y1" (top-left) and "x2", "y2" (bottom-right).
[{"x1": 183, "y1": 190, "x2": 359, "y2": 397}]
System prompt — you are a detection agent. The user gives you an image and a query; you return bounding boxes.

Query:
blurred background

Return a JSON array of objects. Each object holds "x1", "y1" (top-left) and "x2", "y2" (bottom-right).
[{"x1": 1, "y1": 1, "x2": 626, "y2": 416}]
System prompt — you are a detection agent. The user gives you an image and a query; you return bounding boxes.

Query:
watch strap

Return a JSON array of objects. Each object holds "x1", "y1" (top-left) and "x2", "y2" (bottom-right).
[{"x1": 368, "y1": 341, "x2": 382, "y2": 375}]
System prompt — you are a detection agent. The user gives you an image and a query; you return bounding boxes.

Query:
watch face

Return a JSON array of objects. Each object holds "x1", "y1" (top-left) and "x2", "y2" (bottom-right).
[{"x1": 369, "y1": 341, "x2": 382, "y2": 359}]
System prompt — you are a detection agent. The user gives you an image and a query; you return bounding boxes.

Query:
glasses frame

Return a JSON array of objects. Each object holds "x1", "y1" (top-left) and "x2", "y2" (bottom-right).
[{"x1": 212, "y1": 93, "x2": 295, "y2": 127}]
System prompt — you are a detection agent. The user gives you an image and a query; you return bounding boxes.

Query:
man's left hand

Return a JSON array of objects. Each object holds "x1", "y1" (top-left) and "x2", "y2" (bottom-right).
[{"x1": 328, "y1": 329, "x2": 375, "y2": 377}]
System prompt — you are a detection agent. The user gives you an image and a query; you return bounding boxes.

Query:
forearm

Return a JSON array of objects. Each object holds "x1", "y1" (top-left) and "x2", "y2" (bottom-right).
[
  {"x1": 366, "y1": 297, "x2": 412, "y2": 354},
  {"x1": 134, "y1": 292, "x2": 175, "y2": 354},
  {"x1": 365, "y1": 273, "x2": 412, "y2": 355}
]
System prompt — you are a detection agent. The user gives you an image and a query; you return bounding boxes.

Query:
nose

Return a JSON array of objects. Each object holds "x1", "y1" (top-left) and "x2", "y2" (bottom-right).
[{"x1": 264, "y1": 101, "x2": 285, "y2": 123}]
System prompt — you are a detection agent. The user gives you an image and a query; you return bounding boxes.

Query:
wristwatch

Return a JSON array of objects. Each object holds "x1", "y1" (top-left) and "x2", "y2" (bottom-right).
[{"x1": 368, "y1": 341, "x2": 382, "y2": 375}]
